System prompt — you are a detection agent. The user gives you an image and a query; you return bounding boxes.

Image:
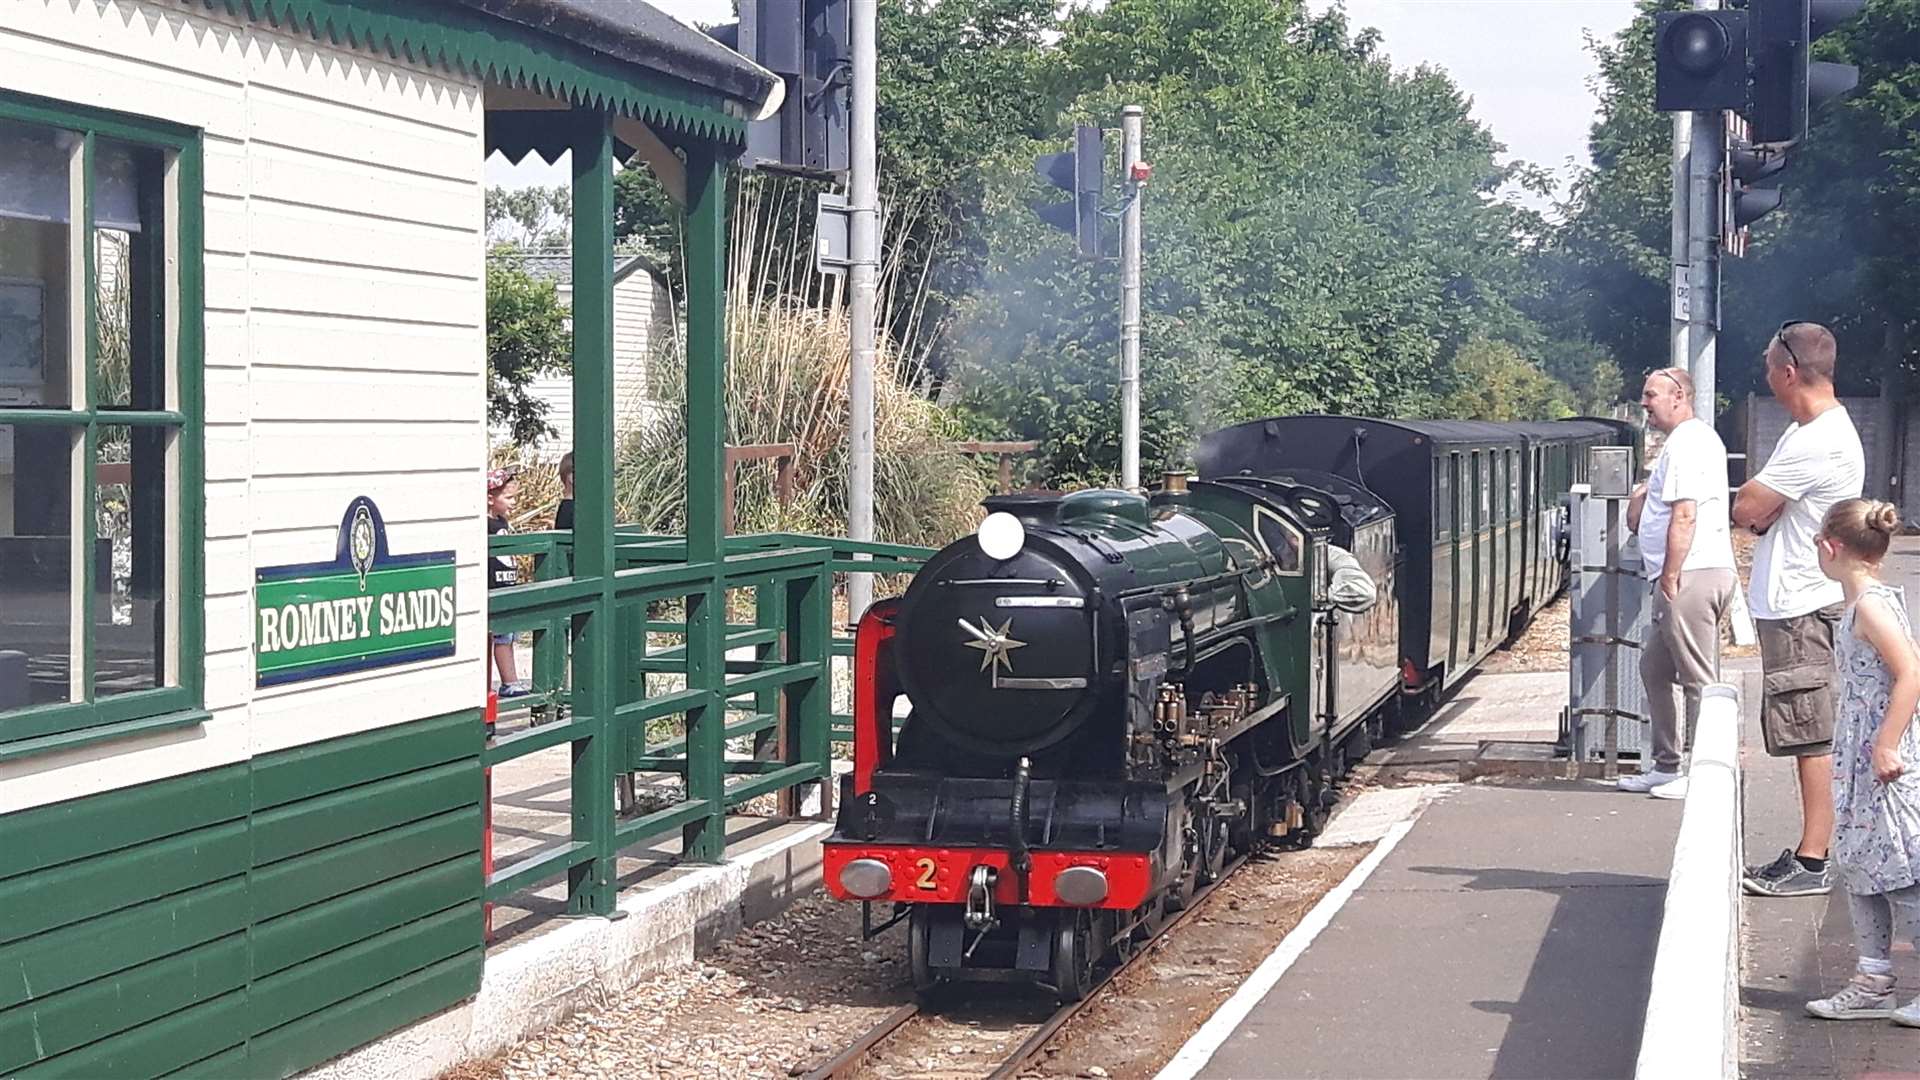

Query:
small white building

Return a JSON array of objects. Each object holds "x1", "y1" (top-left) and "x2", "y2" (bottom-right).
[{"x1": 495, "y1": 249, "x2": 674, "y2": 457}]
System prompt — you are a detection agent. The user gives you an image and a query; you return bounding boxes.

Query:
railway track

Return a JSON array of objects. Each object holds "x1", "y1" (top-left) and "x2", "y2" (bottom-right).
[{"x1": 799, "y1": 854, "x2": 1252, "y2": 1080}]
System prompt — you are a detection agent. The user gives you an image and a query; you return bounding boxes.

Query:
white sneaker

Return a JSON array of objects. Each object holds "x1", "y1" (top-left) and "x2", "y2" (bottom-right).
[
  {"x1": 1649, "y1": 775, "x2": 1690, "y2": 800},
  {"x1": 1617, "y1": 769, "x2": 1680, "y2": 793},
  {"x1": 1807, "y1": 973, "x2": 1897, "y2": 1020}
]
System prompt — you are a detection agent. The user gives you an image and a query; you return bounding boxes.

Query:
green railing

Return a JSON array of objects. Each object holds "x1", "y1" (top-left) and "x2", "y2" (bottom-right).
[{"x1": 480, "y1": 529, "x2": 932, "y2": 915}]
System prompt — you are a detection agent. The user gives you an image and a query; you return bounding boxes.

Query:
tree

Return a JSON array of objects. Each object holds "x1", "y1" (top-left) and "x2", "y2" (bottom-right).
[
  {"x1": 487, "y1": 184, "x2": 570, "y2": 249},
  {"x1": 486, "y1": 253, "x2": 572, "y2": 445},
  {"x1": 947, "y1": 0, "x2": 1584, "y2": 482},
  {"x1": 1436, "y1": 338, "x2": 1575, "y2": 422}
]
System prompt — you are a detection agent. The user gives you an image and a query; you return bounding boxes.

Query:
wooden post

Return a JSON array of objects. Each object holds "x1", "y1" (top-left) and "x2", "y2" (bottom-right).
[
  {"x1": 722, "y1": 443, "x2": 797, "y2": 534},
  {"x1": 951, "y1": 440, "x2": 1040, "y2": 494},
  {"x1": 567, "y1": 107, "x2": 617, "y2": 914},
  {"x1": 682, "y1": 146, "x2": 729, "y2": 863}
]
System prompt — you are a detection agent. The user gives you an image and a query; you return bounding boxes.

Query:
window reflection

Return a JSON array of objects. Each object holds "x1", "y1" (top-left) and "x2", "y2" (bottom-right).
[
  {"x1": 0, "y1": 422, "x2": 75, "y2": 708},
  {"x1": 95, "y1": 424, "x2": 166, "y2": 696}
]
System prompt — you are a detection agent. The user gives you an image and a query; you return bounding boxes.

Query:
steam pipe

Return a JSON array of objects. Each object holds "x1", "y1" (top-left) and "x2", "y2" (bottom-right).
[{"x1": 1009, "y1": 756, "x2": 1033, "y2": 903}]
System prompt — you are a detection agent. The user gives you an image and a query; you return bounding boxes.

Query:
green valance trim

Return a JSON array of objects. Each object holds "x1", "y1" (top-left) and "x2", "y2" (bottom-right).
[{"x1": 200, "y1": 0, "x2": 747, "y2": 145}]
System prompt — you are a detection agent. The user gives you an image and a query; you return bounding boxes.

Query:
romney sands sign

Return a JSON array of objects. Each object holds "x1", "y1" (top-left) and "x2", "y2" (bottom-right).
[{"x1": 255, "y1": 497, "x2": 457, "y2": 687}]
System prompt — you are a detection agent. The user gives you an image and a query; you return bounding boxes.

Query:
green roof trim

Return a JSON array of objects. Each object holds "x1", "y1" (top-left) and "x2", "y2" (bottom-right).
[{"x1": 201, "y1": 0, "x2": 748, "y2": 145}]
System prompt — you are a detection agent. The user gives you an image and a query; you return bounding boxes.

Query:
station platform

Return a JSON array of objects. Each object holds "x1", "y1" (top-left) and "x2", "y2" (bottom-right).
[
  {"x1": 1160, "y1": 536, "x2": 1920, "y2": 1080},
  {"x1": 1159, "y1": 667, "x2": 1691, "y2": 1080}
]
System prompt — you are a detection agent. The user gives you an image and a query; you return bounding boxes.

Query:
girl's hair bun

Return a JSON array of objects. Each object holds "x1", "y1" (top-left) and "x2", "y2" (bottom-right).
[{"x1": 1871, "y1": 501, "x2": 1901, "y2": 536}]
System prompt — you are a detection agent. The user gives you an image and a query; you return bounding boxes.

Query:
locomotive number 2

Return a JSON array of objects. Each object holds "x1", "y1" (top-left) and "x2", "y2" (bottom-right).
[{"x1": 913, "y1": 858, "x2": 938, "y2": 890}]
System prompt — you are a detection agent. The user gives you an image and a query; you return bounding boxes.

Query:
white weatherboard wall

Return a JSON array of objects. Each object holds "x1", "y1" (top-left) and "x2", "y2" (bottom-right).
[
  {"x1": 521, "y1": 262, "x2": 670, "y2": 460},
  {"x1": 0, "y1": 0, "x2": 488, "y2": 813}
]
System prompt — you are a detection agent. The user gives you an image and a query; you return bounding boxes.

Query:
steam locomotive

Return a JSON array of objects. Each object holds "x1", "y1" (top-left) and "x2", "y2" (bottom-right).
[{"x1": 823, "y1": 415, "x2": 1631, "y2": 999}]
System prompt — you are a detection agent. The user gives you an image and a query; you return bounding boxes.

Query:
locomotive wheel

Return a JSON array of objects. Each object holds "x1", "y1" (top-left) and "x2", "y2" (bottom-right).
[
  {"x1": 1052, "y1": 909, "x2": 1097, "y2": 1002},
  {"x1": 908, "y1": 906, "x2": 939, "y2": 996}
]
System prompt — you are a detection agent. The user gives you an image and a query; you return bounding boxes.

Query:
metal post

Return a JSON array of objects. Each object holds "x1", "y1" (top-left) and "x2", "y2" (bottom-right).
[
  {"x1": 1120, "y1": 105, "x2": 1144, "y2": 492},
  {"x1": 845, "y1": 0, "x2": 879, "y2": 624},
  {"x1": 1670, "y1": 111, "x2": 1691, "y2": 374},
  {"x1": 1688, "y1": 108, "x2": 1722, "y2": 424}
]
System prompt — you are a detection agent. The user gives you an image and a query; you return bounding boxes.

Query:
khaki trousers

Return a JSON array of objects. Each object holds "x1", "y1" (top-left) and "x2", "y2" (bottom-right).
[{"x1": 1640, "y1": 567, "x2": 1736, "y2": 772}]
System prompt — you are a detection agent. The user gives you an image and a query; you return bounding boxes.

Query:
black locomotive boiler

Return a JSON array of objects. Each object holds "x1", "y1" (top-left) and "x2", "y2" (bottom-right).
[{"x1": 824, "y1": 415, "x2": 1632, "y2": 999}]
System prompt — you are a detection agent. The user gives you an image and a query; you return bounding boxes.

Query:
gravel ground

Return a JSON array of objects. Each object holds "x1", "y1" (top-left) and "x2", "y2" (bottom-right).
[
  {"x1": 442, "y1": 841, "x2": 1373, "y2": 1080},
  {"x1": 443, "y1": 893, "x2": 913, "y2": 1080}
]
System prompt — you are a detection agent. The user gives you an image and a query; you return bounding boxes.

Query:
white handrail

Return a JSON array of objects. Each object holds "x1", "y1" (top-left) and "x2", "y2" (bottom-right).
[{"x1": 1635, "y1": 681, "x2": 1742, "y2": 1080}]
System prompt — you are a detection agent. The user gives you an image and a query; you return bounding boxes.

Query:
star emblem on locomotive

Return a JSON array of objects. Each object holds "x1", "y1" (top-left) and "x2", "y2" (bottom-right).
[{"x1": 958, "y1": 616, "x2": 1027, "y2": 679}]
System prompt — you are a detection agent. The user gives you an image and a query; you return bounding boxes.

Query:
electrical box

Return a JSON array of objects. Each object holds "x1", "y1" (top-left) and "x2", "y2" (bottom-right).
[{"x1": 1588, "y1": 446, "x2": 1634, "y2": 498}]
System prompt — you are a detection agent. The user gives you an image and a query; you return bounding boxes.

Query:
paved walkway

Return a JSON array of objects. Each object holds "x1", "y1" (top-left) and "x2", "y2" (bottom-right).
[
  {"x1": 1738, "y1": 538, "x2": 1920, "y2": 1080},
  {"x1": 1159, "y1": 666, "x2": 1681, "y2": 1080},
  {"x1": 1167, "y1": 537, "x2": 1920, "y2": 1080}
]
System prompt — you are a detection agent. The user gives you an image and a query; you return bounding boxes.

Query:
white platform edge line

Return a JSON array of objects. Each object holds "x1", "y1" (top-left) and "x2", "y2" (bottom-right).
[{"x1": 1151, "y1": 802, "x2": 1429, "y2": 1080}]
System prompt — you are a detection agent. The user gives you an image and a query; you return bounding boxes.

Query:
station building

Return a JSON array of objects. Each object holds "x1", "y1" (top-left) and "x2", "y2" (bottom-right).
[{"x1": 0, "y1": 2, "x2": 785, "y2": 1075}]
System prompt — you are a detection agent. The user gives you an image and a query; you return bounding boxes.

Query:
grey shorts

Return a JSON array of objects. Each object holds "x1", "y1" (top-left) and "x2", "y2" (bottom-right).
[{"x1": 1757, "y1": 604, "x2": 1845, "y2": 757}]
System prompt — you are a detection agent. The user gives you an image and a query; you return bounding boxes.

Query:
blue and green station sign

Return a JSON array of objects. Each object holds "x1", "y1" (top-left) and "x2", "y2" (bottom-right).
[{"x1": 255, "y1": 497, "x2": 457, "y2": 687}]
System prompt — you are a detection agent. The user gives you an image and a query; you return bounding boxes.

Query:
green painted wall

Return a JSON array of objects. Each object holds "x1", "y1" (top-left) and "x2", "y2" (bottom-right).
[{"x1": 0, "y1": 709, "x2": 484, "y2": 1078}]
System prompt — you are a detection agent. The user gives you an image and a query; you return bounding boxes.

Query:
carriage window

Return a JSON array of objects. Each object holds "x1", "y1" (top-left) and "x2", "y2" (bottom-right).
[
  {"x1": 1252, "y1": 506, "x2": 1303, "y2": 575},
  {"x1": 1508, "y1": 451, "x2": 1520, "y2": 518},
  {"x1": 1434, "y1": 457, "x2": 1450, "y2": 540},
  {"x1": 1492, "y1": 453, "x2": 1504, "y2": 522}
]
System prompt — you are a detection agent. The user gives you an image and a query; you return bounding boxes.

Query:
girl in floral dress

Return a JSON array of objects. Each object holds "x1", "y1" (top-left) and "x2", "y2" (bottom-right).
[{"x1": 1805, "y1": 499, "x2": 1920, "y2": 1025}]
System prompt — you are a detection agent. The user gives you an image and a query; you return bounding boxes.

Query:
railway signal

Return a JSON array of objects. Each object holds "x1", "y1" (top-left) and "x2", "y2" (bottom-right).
[
  {"x1": 1651, "y1": 0, "x2": 1865, "y2": 424},
  {"x1": 710, "y1": 0, "x2": 852, "y2": 177},
  {"x1": 1746, "y1": 0, "x2": 1864, "y2": 147},
  {"x1": 1034, "y1": 124, "x2": 1104, "y2": 258},
  {"x1": 1653, "y1": 9, "x2": 1749, "y2": 112},
  {"x1": 1728, "y1": 136, "x2": 1786, "y2": 229}
]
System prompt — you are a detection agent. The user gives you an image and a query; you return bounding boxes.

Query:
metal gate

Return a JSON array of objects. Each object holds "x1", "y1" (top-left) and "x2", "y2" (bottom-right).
[{"x1": 1565, "y1": 457, "x2": 1651, "y2": 767}]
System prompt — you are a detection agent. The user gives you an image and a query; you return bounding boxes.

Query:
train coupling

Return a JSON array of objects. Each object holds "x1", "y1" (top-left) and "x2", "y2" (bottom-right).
[{"x1": 965, "y1": 864, "x2": 1000, "y2": 931}]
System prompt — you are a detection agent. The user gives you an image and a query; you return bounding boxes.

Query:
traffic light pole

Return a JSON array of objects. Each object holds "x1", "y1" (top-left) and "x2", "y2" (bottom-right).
[
  {"x1": 1687, "y1": 107, "x2": 1722, "y2": 424},
  {"x1": 1670, "y1": 111, "x2": 1691, "y2": 376},
  {"x1": 846, "y1": 0, "x2": 878, "y2": 625},
  {"x1": 1120, "y1": 106, "x2": 1143, "y2": 492}
]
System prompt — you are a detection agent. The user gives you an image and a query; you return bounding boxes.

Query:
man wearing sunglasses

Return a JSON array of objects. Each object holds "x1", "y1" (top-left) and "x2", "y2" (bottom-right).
[
  {"x1": 1733, "y1": 321, "x2": 1865, "y2": 897},
  {"x1": 1622, "y1": 367, "x2": 1736, "y2": 799}
]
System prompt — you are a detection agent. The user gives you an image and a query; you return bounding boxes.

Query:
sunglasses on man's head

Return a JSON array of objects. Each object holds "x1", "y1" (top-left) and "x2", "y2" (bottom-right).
[{"x1": 1772, "y1": 320, "x2": 1811, "y2": 368}]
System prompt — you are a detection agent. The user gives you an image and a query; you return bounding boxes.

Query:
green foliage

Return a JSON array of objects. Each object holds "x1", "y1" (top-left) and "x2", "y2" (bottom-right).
[
  {"x1": 616, "y1": 300, "x2": 989, "y2": 549},
  {"x1": 486, "y1": 251, "x2": 572, "y2": 446},
  {"x1": 947, "y1": 0, "x2": 1583, "y2": 483},
  {"x1": 616, "y1": 181, "x2": 989, "y2": 547},
  {"x1": 876, "y1": 0, "x2": 1058, "y2": 367},
  {"x1": 1435, "y1": 338, "x2": 1575, "y2": 422},
  {"x1": 486, "y1": 185, "x2": 570, "y2": 248}
]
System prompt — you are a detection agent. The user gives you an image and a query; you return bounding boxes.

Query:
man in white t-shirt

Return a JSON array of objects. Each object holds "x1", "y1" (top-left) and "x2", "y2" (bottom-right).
[
  {"x1": 1623, "y1": 367, "x2": 1735, "y2": 798},
  {"x1": 1732, "y1": 322, "x2": 1865, "y2": 898}
]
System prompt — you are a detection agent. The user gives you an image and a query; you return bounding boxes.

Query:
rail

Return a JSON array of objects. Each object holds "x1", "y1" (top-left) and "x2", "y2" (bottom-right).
[
  {"x1": 1634, "y1": 681, "x2": 1741, "y2": 1080},
  {"x1": 481, "y1": 529, "x2": 933, "y2": 917}
]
